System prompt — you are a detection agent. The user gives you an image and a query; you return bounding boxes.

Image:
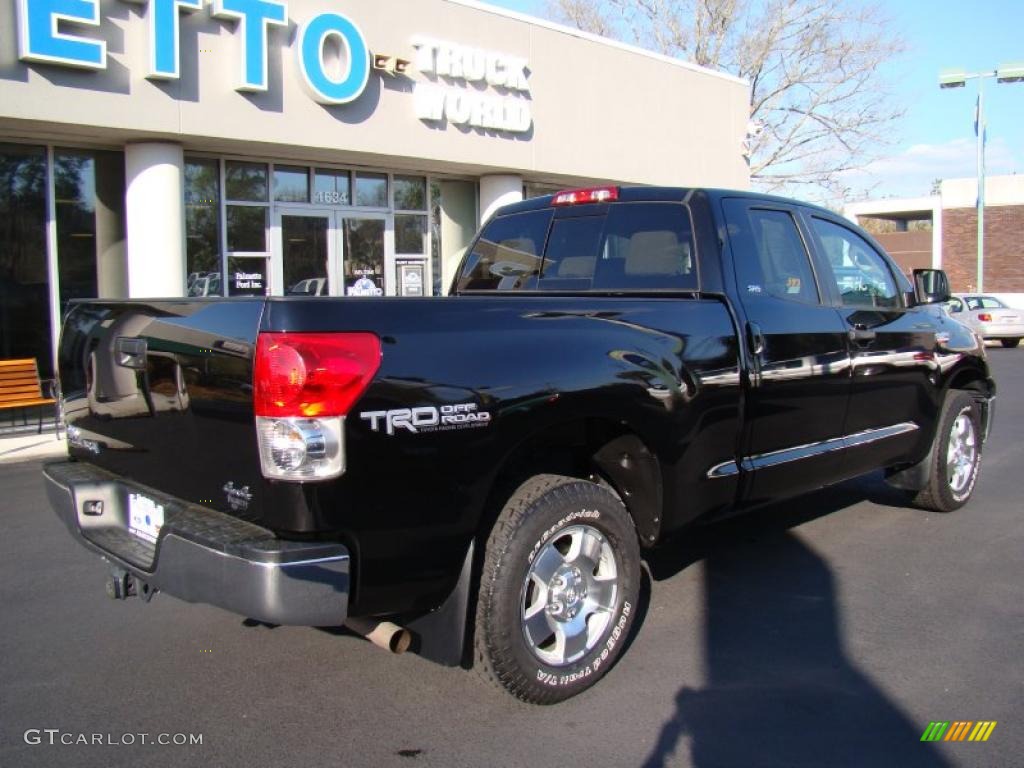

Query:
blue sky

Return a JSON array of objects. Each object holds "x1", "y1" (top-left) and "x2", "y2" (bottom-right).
[{"x1": 484, "y1": 0, "x2": 1024, "y2": 201}]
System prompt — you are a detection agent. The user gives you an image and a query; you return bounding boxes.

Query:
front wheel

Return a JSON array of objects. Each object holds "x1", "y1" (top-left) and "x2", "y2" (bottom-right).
[
  {"x1": 912, "y1": 390, "x2": 983, "y2": 512},
  {"x1": 1000, "y1": 338, "x2": 1020, "y2": 348},
  {"x1": 475, "y1": 474, "x2": 641, "y2": 704}
]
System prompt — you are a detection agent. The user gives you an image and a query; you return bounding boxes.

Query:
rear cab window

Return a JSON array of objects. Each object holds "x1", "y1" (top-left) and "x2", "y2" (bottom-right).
[
  {"x1": 455, "y1": 201, "x2": 697, "y2": 293},
  {"x1": 456, "y1": 209, "x2": 552, "y2": 291}
]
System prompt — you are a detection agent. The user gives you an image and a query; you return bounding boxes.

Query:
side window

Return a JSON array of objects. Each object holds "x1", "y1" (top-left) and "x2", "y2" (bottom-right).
[
  {"x1": 592, "y1": 203, "x2": 696, "y2": 291},
  {"x1": 727, "y1": 205, "x2": 820, "y2": 304},
  {"x1": 811, "y1": 217, "x2": 900, "y2": 309},
  {"x1": 456, "y1": 210, "x2": 552, "y2": 291},
  {"x1": 947, "y1": 297, "x2": 964, "y2": 313}
]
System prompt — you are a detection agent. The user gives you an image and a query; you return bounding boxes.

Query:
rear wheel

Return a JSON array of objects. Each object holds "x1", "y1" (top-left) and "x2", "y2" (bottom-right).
[
  {"x1": 1000, "y1": 338, "x2": 1020, "y2": 348},
  {"x1": 475, "y1": 474, "x2": 641, "y2": 704},
  {"x1": 912, "y1": 390, "x2": 983, "y2": 512}
]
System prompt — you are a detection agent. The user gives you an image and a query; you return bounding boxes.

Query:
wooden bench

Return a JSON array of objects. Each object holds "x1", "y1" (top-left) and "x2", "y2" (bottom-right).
[{"x1": 0, "y1": 358, "x2": 61, "y2": 437}]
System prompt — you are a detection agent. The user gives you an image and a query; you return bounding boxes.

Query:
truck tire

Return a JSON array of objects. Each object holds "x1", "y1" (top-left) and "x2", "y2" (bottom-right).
[
  {"x1": 475, "y1": 474, "x2": 641, "y2": 704},
  {"x1": 912, "y1": 390, "x2": 983, "y2": 512},
  {"x1": 1000, "y1": 338, "x2": 1020, "y2": 348}
]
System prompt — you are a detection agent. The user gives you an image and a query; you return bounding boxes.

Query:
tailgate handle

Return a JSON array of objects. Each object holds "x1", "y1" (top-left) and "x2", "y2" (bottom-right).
[{"x1": 115, "y1": 337, "x2": 147, "y2": 369}]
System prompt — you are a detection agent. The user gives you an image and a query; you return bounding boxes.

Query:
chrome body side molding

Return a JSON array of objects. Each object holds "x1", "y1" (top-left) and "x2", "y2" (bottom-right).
[{"x1": 707, "y1": 422, "x2": 920, "y2": 479}]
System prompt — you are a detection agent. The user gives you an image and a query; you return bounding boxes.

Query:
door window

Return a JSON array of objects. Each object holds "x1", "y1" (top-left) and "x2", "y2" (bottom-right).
[
  {"x1": 281, "y1": 215, "x2": 329, "y2": 295},
  {"x1": 730, "y1": 207, "x2": 819, "y2": 304},
  {"x1": 343, "y1": 218, "x2": 386, "y2": 296},
  {"x1": 811, "y1": 217, "x2": 899, "y2": 309}
]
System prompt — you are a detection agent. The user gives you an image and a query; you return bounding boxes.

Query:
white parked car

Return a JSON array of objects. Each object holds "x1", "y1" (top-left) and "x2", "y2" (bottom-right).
[{"x1": 946, "y1": 294, "x2": 1024, "y2": 348}]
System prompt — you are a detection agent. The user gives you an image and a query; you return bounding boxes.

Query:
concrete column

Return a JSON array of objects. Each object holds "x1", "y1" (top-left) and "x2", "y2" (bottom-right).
[
  {"x1": 439, "y1": 180, "x2": 478, "y2": 295},
  {"x1": 479, "y1": 174, "x2": 523, "y2": 225},
  {"x1": 125, "y1": 143, "x2": 185, "y2": 297}
]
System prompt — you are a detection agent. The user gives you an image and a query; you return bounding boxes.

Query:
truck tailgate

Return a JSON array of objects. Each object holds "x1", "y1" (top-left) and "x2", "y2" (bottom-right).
[{"x1": 58, "y1": 299, "x2": 266, "y2": 523}]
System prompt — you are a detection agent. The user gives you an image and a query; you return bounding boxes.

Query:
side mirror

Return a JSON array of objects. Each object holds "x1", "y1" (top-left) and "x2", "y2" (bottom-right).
[{"x1": 912, "y1": 269, "x2": 950, "y2": 305}]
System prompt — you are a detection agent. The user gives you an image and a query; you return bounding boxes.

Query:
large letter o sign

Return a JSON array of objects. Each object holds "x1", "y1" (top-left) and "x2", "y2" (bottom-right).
[{"x1": 299, "y1": 12, "x2": 369, "y2": 104}]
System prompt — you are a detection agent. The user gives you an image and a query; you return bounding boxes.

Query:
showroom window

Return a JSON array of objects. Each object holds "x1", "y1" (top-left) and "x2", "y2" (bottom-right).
[
  {"x1": 0, "y1": 144, "x2": 125, "y2": 383},
  {"x1": 0, "y1": 144, "x2": 51, "y2": 376},
  {"x1": 312, "y1": 169, "x2": 350, "y2": 205},
  {"x1": 185, "y1": 158, "x2": 222, "y2": 296},
  {"x1": 273, "y1": 166, "x2": 309, "y2": 203},
  {"x1": 355, "y1": 172, "x2": 388, "y2": 208},
  {"x1": 224, "y1": 160, "x2": 269, "y2": 296},
  {"x1": 395, "y1": 175, "x2": 428, "y2": 256},
  {"x1": 54, "y1": 149, "x2": 124, "y2": 312}
]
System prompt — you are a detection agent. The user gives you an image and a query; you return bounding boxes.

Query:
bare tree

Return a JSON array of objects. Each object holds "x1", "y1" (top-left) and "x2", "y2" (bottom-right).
[{"x1": 545, "y1": 0, "x2": 905, "y2": 201}]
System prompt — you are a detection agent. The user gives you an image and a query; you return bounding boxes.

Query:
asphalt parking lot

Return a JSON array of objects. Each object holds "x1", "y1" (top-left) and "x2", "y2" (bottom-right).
[{"x1": 1, "y1": 350, "x2": 1021, "y2": 768}]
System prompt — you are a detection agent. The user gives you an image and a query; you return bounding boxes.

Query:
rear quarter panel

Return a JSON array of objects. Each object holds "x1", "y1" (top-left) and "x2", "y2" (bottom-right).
[{"x1": 263, "y1": 295, "x2": 741, "y2": 615}]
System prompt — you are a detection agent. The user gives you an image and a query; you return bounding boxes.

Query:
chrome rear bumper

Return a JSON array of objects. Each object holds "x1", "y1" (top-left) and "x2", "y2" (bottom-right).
[{"x1": 43, "y1": 461, "x2": 349, "y2": 626}]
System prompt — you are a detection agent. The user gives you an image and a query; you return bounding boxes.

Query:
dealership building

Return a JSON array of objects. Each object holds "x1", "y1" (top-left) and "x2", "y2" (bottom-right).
[
  {"x1": 845, "y1": 175, "x2": 1024, "y2": 305},
  {"x1": 0, "y1": 0, "x2": 749, "y2": 379}
]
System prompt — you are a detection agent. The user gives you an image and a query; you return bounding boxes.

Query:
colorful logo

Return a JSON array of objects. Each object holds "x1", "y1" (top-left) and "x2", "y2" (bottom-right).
[{"x1": 921, "y1": 721, "x2": 997, "y2": 742}]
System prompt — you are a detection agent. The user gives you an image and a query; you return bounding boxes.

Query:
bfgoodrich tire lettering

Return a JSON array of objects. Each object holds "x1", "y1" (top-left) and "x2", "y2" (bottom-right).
[
  {"x1": 475, "y1": 474, "x2": 641, "y2": 704},
  {"x1": 912, "y1": 390, "x2": 983, "y2": 513}
]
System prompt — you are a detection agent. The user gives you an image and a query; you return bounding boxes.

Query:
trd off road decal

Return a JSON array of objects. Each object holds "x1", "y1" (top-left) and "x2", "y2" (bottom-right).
[{"x1": 360, "y1": 402, "x2": 491, "y2": 435}]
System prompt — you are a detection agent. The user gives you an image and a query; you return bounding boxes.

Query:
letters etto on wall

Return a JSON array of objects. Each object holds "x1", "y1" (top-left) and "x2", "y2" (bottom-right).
[{"x1": 13, "y1": 0, "x2": 532, "y2": 136}]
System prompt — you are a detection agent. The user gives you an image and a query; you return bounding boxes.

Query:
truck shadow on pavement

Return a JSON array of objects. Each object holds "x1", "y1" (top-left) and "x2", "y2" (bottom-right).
[{"x1": 639, "y1": 473, "x2": 950, "y2": 767}]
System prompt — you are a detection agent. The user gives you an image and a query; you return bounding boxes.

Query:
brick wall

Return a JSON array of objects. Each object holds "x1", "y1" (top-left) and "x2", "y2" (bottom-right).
[
  {"x1": 942, "y1": 205, "x2": 1024, "y2": 292},
  {"x1": 875, "y1": 231, "x2": 932, "y2": 275}
]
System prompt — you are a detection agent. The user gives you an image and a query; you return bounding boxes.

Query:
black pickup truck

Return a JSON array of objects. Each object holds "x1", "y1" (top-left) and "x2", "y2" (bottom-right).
[{"x1": 45, "y1": 186, "x2": 994, "y2": 703}]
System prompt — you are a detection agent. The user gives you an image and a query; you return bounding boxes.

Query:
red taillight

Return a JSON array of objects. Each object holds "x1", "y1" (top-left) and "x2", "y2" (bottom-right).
[
  {"x1": 978, "y1": 313, "x2": 992, "y2": 322},
  {"x1": 551, "y1": 186, "x2": 619, "y2": 206},
  {"x1": 254, "y1": 332, "x2": 381, "y2": 418}
]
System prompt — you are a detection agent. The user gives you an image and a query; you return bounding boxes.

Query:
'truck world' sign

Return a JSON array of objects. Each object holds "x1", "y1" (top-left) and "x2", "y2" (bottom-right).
[{"x1": 13, "y1": 0, "x2": 532, "y2": 135}]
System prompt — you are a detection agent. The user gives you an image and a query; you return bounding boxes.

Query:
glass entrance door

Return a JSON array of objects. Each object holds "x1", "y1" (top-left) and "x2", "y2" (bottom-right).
[
  {"x1": 276, "y1": 210, "x2": 335, "y2": 296},
  {"x1": 341, "y1": 217, "x2": 389, "y2": 296},
  {"x1": 273, "y1": 211, "x2": 393, "y2": 297}
]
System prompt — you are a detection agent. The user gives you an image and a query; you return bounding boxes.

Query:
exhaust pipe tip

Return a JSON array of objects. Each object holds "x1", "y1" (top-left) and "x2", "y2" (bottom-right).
[
  {"x1": 388, "y1": 626, "x2": 413, "y2": 654},
  {"x1": 346, "y1": 618, "x2": 412, "y2": 654}
]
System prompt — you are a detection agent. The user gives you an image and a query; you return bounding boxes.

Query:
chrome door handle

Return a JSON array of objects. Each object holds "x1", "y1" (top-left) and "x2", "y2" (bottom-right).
[{"x1": 848, "y1": 327, "x2": 876, "y2": 346}]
